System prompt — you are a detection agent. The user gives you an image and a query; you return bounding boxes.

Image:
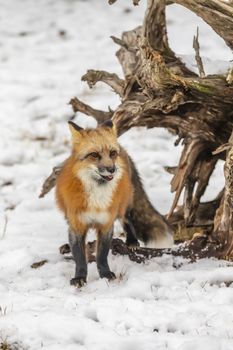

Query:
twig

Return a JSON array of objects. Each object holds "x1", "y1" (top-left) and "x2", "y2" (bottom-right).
[
  {"x1": 31, "y1": 260, "x2": 48, "y2": 269},
  {"x1": 108, "y1": 0, "x2": 140, "y2": 5},
  {"x1": 193, "y1": 27, "x2": 205, "y2": 78},
  {"x1": 1, "y1": 215, "x2": 8, "y2": 239},
  {"x1": 60, "y1": 241, "x2": 96, "y2": 263},
  {"x1": 164, "y1": 166, "x2": 177, "y2": 175},
  {"x1": 212, "y1": 143, "x2": 231, "y2": 155}
]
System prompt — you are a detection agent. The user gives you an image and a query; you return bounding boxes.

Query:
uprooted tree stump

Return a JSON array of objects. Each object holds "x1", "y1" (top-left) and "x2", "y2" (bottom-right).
[{"x1": 41, "y1": 0, "x2": 233, "y2": 262}]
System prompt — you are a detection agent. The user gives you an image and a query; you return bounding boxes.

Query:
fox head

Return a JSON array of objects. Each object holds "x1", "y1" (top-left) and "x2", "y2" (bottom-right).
[{"x1": 68, "y1": 120, "x2": 122, "y2": 184}]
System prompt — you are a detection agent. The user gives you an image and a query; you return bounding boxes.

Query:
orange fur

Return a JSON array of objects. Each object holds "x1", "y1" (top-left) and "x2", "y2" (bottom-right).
[{"x1": 56, "y1": 124, "x2": 133, "y2": 237}]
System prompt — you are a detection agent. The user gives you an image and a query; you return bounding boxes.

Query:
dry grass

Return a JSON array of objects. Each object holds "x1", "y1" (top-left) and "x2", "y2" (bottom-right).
[
  {"x1": 0, "y1": 340, "x2": 26, "y2": 350},
  {"x1": 0, "y1": 341, "x2": 11, "y2": 350}
]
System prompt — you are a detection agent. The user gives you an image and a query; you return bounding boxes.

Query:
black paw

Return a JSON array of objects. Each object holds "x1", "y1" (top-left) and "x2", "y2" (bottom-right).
[
  {"x1": 70, "y1": 277, "x2": 86, "y2": 288},
  {"x1": 100, "y1": 271, "x2": 116, "y2": 281}
]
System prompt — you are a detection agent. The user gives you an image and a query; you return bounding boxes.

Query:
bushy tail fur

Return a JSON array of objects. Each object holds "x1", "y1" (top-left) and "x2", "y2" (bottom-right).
[{"x1": 127, "y1": 155, "x2": 173, "y2": 248}]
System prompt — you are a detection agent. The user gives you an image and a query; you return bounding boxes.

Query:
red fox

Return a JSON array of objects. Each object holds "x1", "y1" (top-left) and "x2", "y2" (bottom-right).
[{"x1": 56, "y1": 120, "x2": 136, "y2": 287}]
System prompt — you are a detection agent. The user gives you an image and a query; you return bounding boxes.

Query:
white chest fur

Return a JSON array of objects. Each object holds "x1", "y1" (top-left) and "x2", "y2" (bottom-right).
[
  {"x1": 77, "y1": 165, "x2": 123, "y2": 226},
  {"x1": 85, "y1": 179, "x2": 118, "y2": 209},
  {"x1": 77, "y1": 166, "x2": 123, "y2": 210},
  {"x1": 79, "y1": 210, "x2": 109, "y2": 225}
]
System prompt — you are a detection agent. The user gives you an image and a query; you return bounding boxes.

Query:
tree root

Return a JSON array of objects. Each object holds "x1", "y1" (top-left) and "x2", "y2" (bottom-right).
[{"x1": 59, "y1": 235, "x2": 226, "y2": 265}]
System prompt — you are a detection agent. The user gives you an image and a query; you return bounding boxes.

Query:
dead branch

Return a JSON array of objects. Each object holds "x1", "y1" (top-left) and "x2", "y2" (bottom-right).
[
  {"x1": 39, "y1": 164, "x2": 63, "y2": 198},
  {"x1": 169, "y1": 190, "x2": 224, "y2": 227},
  {"x1": 164, "y1": 166, "x2": 177, "y2": 175},
  {"x1": 59, "y1": 236, "x2": 222, "y2": 264},
  {"x1": 110, "y1": 36, "x2": 131, "y2": 51},
  {"x1": 173, "y1": 0, "x2": 233, "y2": 50},
  {"x1": 108, "y1": 0, "x2": 141, "y2": 5},
  {"x1": 69, "y1": 97, "x2": 112, "y2": 123},
  {"x1": 193, "y1": 27, "x2": 205, "y2": 78},
  {"x1": 82, "y1": 69, "x2": 125, "y2": 97},
  {"x1": 31, "y1": 260, "x2": 48, "y2": 269}
]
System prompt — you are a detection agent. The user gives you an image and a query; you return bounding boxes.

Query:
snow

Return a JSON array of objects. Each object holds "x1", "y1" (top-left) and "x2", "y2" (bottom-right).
[{"x1": 0, "y1": 0, "x2": 233, "y2": 349}]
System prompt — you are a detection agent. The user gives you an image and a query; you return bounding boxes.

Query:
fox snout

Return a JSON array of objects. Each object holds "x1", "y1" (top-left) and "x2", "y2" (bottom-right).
[
  {"x1": 98, "y1": 165, "x2": 116, "y2": 182},
  {"x1": 99, "y1": 166, "x2": 116, "y2": 174}
]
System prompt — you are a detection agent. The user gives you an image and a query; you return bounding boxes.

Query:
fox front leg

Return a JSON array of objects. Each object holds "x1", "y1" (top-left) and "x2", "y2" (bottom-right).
[
  {"x1": 96, "y1": 229, "x2": 116, "y2": 281},
  {"x1": 69, "y1": 229, "x2": 87, "y2": 287}
]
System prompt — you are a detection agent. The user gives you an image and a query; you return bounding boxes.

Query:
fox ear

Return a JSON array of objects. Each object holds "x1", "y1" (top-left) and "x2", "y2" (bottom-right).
[
  {"x1": 68, "y1": 121, "x2": 83, "y2": 140},
  {"x1": 101, "y1": 120, "x2": 113, "y2": 128},
  {"x1": 101, "y1": 119, "x2": 117, "y2": 136}
]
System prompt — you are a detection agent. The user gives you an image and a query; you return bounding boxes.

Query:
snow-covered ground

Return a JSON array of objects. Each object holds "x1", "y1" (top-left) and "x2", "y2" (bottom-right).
[{"x1": 0, "y1": 0, "x2": 233, "y2": 349}]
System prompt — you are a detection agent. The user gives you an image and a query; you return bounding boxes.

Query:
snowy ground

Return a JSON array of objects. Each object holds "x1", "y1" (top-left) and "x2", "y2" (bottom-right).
[{"x1": 0, "y1": 0, "x2": 233, "y2": 349}]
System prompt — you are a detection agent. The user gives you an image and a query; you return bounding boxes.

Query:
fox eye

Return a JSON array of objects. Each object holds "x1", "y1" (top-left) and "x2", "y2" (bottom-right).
[
  {"x1": 110, "y1": 150, "x2": 117, "y2": 158},
  {"x1": 88, "y1": 152, "x2": 100, "y2": 159}
]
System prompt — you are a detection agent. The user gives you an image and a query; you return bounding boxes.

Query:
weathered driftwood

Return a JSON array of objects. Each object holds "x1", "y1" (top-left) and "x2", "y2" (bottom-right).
[
  {"x1": 211, "y1": 132, "x2": 233, "y2": 258},
  {"x1": 77, "y1": 0, "x2": 233, "y2": 259},
  {"x1": 41, "y1": 0, "x2": 233, "y2": 260},
  {"x1": 110, "y1": 0, "x2": 233, "y2": 52}
]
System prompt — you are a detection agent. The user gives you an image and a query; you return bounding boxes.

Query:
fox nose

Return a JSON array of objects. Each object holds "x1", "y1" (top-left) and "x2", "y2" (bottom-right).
[{"x1": 106, "y1": 166, "x2": 115, "y2": 174}]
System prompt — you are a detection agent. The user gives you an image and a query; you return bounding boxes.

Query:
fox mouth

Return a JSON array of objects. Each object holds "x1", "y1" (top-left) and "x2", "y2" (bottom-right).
[
  {"x1": 100, "y1": 174, "x2": 114, "y2": 182},
  {"x1": 93, "y1": 169, "x2": 116, "y2": 183}
]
